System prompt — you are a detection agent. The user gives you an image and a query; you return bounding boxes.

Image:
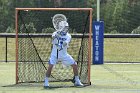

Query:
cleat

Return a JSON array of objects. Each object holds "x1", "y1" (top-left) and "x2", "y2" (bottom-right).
[
  {"x1": 44, "y1": 86, "x2": 50, "y2": 89},
  {"x1": 74, "y1": 81, "x2": 84, "y2": 87}
]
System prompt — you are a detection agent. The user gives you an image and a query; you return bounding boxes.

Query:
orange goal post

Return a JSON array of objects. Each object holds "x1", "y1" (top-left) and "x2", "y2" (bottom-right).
[{"x1": 15, "y1": 8, "x2": 92, "y2": 87}]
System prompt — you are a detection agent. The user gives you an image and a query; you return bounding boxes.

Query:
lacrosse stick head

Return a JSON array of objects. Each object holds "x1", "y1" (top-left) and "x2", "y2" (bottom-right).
[{"x1": 52, "y1": 14, "x2": 67, "y2": 31}]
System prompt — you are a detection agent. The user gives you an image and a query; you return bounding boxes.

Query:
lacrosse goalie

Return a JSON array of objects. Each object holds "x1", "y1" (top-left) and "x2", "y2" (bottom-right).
[{"x1": 44, "y1": 14, "x2": 84, "y2": 88}]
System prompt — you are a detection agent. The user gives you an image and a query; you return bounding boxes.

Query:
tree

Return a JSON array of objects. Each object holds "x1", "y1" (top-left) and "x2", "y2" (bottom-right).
[
  {"x1": 100, "y1": 0, "x2": 135, "y2": 33},
  {"x1": 0, "y1": 0, "x2": 15, "y2": 32},
  {"x1": 124, "y1": 1, "x2": 140, "y2": 33}
]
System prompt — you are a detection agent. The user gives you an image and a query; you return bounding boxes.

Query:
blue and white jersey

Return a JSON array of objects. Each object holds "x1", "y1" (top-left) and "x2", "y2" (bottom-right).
[{"x1": 51, "y1": 31, "x2": 71, "y2": 58}]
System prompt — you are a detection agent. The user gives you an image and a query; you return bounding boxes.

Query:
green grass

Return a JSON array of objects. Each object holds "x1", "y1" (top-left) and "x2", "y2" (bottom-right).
[
  {"x1": 104, "y1": 38, "x2": 140, "y2": 62},
  {"x1": 0, "y1": 38, "x2": 15, "y2": 61},
  {"x1": 0, "y1": 37, "x2": 140, "y2": 92},
  {"x1": 0, "y1": 63, "x2": 140, "y2": 93}
]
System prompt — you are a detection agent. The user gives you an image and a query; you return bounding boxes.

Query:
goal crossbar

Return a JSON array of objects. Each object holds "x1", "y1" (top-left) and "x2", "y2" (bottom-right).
[{"x1": 15, "y1": 8, "x2": 92, "y2": 11}]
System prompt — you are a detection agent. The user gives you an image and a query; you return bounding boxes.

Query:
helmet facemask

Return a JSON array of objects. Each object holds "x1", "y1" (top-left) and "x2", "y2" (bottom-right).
[{"x1": 58, "y1": 21, "x2": 69, "y2": 36}]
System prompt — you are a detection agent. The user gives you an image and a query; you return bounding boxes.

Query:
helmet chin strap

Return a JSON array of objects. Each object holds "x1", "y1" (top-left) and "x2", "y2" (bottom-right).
[
  {"x1": 56, "y1": 30, "x2": 67, "y2": 36},
  {"x1": 60, "y1": 30, "x2": 67, "y2": 36},
  {"x1": 59, "y1": 26, "x2": 69, "y2": 36}
]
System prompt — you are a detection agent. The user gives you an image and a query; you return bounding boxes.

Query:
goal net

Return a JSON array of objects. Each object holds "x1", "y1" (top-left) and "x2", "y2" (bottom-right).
[{"x1": 15, "y1": 8, "x2": 92, "y2": 87}]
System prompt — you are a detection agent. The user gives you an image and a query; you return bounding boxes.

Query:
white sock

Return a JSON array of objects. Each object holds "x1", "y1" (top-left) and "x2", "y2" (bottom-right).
[
  {"x1": 44, "y1": 77, "x2": 49, "y2": 86},
  {"x1": 75, "y1": 76, "x2": 80, "y2": 82}
]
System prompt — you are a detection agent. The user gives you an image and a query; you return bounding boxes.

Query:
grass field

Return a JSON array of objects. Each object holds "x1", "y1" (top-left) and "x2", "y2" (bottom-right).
[
  {"x1": 0, "y1": 36, "x2": 140, "y2": 93},
  {"x1": 104, "y1": 38, "x2": 140, "y2": 62},
  {"x1": 0, "y1": 38, "x2": 15, "y2": 62},
  {"x1": 0, "y1": 62, "x2": 140, "y2": 93}
]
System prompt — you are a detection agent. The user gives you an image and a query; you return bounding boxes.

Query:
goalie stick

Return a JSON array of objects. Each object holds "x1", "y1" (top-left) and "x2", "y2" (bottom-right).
[{"x1": 52, "y1": 14, "x2": 67, "y2": 59}]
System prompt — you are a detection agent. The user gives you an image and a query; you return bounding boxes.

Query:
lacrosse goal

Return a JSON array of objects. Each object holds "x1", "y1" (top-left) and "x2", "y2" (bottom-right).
[{"x1": 15, "y1": 8, "x2": 92, "y2": 87}]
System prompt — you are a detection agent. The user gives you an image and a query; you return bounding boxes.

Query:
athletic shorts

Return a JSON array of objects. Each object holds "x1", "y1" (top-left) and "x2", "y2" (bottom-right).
[{"x1": 48, "y1": 54, "x2": 76, "y2": 66}]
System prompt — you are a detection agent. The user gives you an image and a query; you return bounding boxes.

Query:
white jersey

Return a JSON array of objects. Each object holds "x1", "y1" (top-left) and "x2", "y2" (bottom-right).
[{"x1": 50, "y1": 31, "x2": 71, "y2": 58}]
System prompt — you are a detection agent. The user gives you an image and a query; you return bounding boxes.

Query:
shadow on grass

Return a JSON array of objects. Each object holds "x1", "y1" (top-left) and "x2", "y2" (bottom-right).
[{"x1": 1, "y1": 83, "x2": 87, "y2": 90}]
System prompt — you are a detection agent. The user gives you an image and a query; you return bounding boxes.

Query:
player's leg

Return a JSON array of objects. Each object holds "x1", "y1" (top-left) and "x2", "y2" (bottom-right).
[
  {"x1": 44, "y1": 64, "x2": 53, "y2": 87},
  {"x1": 71, "y1": 64, "x2": 84, "y2": 86},
  {"x1": 62, "y1": 55, "x2": 84, "y2": 86},
  {"x1": 44, "y1": 56, "x2": 57, "y2": 88},
  {"x1": 46, "y1": 64, "x2": 53, "y2": 77}
]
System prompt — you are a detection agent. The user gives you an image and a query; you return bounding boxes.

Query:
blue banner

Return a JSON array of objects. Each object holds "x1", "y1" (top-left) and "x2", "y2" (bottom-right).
[{"x1": 93, "y1": 21, "x2": 104, "y2": 64}]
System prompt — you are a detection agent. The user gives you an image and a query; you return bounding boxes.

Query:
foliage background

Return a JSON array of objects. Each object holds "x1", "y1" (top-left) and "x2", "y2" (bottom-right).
[{"x1": 0, "y1": 0, "x2": 140, "y2": 33}]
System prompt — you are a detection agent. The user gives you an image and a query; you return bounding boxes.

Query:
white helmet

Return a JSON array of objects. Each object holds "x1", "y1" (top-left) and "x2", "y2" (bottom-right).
[
  {"x1": 58, "y1": 21, "x2": 69, "y2": 35},
  {"x1": 59, "y1": 21, "x2": 69, "y2": 30}
]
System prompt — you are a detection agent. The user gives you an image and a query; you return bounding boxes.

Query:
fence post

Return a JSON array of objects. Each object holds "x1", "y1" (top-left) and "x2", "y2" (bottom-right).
[{"x1": 5, "y1": 36, "x2": 8, "y2": 62}]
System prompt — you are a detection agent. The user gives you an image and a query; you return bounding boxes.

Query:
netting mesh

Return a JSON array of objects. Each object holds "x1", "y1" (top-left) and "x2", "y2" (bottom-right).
[{"x1": 16, "y1": 9, "x2": 91, "y2": 86}]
